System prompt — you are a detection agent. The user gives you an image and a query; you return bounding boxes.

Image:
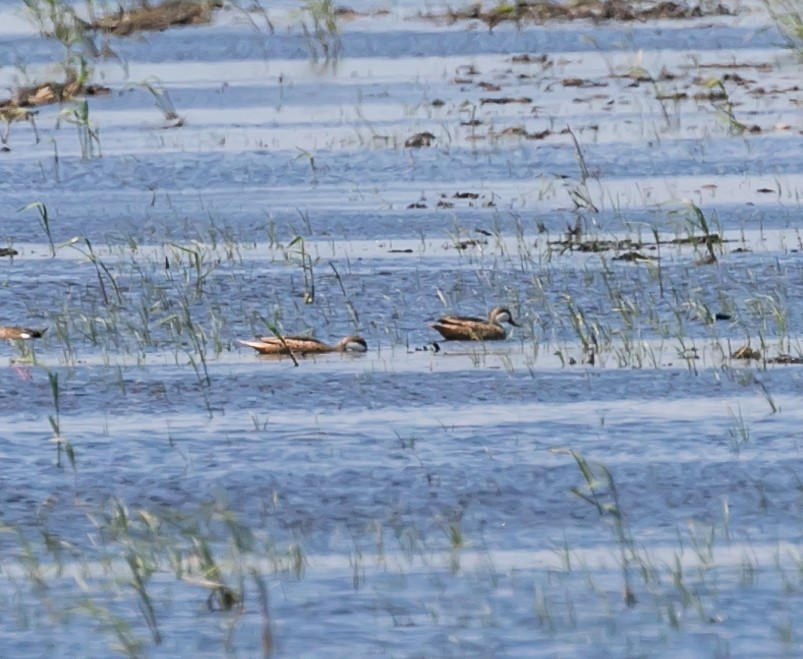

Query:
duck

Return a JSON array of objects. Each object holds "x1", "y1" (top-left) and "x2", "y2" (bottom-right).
[
  {"x1": 431, "y1": 306, "x2": 518, "y2": 341},
  {"x1": 0, "y1": 326, "x2": 46, "y2": 340},
  {"x1": 238, "y1": 334, "x2": 368, "y2": 355}
]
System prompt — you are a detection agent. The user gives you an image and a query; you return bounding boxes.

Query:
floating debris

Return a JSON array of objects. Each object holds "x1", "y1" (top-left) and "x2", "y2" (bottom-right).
[
  {"x1": 1, "y1": 79, "x2": 110, "y2": 110},
  {"x1": 549, "y1": 231, "x2": 726, "y2": 257},
  {"x1": 667, "y1": 234, "x2": 722, "y2": 246},
  {"x1": 510, "y1": 54, "x2": 550, "y2": 64},
  {"x1": 404, "y1": 132, "x2": 436, "y2": 148},
  {"x1": 693, "y1": 89, "x2": 728, "y2": 101},
  {"x1": 767, "y1": 354, "x2": 803, "y2": 365},
  {"x1": 552, "y1": 237, "x2": 640, "y2": 253},
  {"x1": 453, "y1": 239, "x2": 487, "y2": 250},
  {"x1": 412, "y1": 342, "x2": 441, "y2": 353},
  {"x1": 562, "y1": 78, "x2": 608, "y2": 88},
  {"x1": 731, "y1": 346, "x2": 760, "y2": 360},
  {"x1": 480, "y1": 96, "x2": 532, "y2": 105},
  {"x1": 495, "y1": 126, "x2": 529, "y2": 138},
  {"x1": 527, "y1": 129, "x2": 552, "y2": 140},
  {"x1": 655, "y1": 92, "x2": 688, "y2": 101},
  {"x1": 612, "y1": 251, "x2": 656, "y2": 262}
]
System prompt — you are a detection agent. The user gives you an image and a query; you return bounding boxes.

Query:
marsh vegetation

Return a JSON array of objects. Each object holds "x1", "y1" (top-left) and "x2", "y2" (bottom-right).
[{"x1": 0, "y1": 0, "x2": 801, "y2": 655}]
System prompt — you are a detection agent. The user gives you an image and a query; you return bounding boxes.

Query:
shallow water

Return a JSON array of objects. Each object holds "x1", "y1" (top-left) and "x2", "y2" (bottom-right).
[{"x1": 0, "y1": 0, "x2": 802, "y2": 656}]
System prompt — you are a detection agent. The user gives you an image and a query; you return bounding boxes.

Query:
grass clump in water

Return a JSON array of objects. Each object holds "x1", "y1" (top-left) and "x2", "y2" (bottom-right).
[{"x1": 764, "y1": 0, "x2": 803, "y2": 53}]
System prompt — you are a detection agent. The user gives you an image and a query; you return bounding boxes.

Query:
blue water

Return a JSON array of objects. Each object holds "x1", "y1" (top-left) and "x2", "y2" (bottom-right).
[{"x1": 0, "y1": 1, "x2": 802, "y2": 656}]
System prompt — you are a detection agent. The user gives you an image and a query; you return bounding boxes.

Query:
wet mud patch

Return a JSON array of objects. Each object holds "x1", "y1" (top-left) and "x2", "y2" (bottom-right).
[
  {"x1": 404, "y1": 131, "x2": 436, "y2": 147},
  {"x1": 731, "y1": 346, "x2": 803, "y2": 364},
  {"x1": 550, "y1": 231, "x2": 725, "y2": 255},
  {"x1": 427, "y1": 0, "x2": 734, "y2": 27},
  {"x1": 0, "y1": 73, "x2": 111, "y2": 148},
  {"x1": 83, "y1": 0, "x2": 223, "y2": 35},
  {"x1": 407, "y1": 190, "x2": 497, "y2": 210},
  {"x1": 419, "y1": 46, "x2": 799, "y2": 150},
  {"x1": 0, "y1": 78, "x2": 110, "y2": 110}
]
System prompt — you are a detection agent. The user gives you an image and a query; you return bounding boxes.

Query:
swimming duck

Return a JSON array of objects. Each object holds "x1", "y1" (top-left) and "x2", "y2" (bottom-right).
[
  {"x1": 238, "y1": 334, "x2": 367, "y2": 355},
  {"x1": 431, "y1": 306, "x2": 518, "y2": 341},
  {"x1": 0, "y1": 326, "x2": 46, "y2": 340}
]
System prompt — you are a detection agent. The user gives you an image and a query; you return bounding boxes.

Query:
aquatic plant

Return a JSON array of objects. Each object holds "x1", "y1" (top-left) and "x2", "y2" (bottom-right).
[
  {"x1": 299, "y1": 0, "x2": 341, "y2": 62},
  {"x1": 295, "y1": 147, "x2": 318, "y2": 183},
  {"x1": 18, "y1": 200, "x2": 56, "y2": 257},
  {"x1": 251, "y1": 570, "x2": 274, "y2": 655},
  {"x1": 0, "y1": 106, "x2": 40, "y2": 148},
  {"x1": 684, "y1": 202, "x2": 721, "y2": 262},
  {"x1": 566, "y1": 126, "x2": 599, "y2": 214},
  {"x1": 566, "y1": 449, "x2": 639, "y2": 607},
  {"x1": 288, "y1": 235, "x2": 315, "y2": 304},
  {"x1": 436, "y1": 0, "x2": 733, "y2": 26},
  {"x1": 60, "y1": 99, "x2": 101, "y2": 159},
  {"x1": 702, "y1": 77, "x2": 749, "y2": 135},
  {"x1": 22, "y1": 0, "x2": 87, "y2": 49},
  {"x1": 329, "y1": 262, "x2": 360, "y2": 330},
  {"x1": 140, "y1": 79, "x2": 184, "y2": 127},
  {"x1": 68, "y1": 237, "x2": 123, "y2": 306},
  {"x1": 764, "y1": 0, "x2": 803, "y2": 52},
  {"x1": 19, "y1": 2, "x2": 106, "y2": 110},
  {"x1": 165, "y1": 241, "x2": 218, "y2": 298},
  {"x1": 47, "y1": 370, "x2": 75, "y2": 472},
  {"x1": 726, "y1": 406, "x2": 751, "y2": 454}
]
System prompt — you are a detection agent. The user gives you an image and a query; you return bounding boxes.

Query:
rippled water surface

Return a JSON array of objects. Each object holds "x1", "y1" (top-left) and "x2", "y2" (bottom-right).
[{"x1": 0, "y1": 0, "x2": 802, "y2": 656}]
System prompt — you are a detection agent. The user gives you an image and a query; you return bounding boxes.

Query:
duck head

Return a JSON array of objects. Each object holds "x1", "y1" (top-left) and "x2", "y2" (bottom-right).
[
  {"x1": 338, "y1": 335, "x2": 368, "y2": 352},
  {"x1": 489, "y1": 307, "x2": 518, "y2": 327}
]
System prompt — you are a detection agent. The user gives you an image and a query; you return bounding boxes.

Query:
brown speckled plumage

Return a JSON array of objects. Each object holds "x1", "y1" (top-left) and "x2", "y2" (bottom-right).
[
  {"x1": 238, "y1": 334, "x2": 367, "y2": 355},
  {"x1": 0, "y1": 326, "x2": 46, "y2": 340},
  {"x1": 432, "y1": 307, "x2": 518, "y2": 341}
]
